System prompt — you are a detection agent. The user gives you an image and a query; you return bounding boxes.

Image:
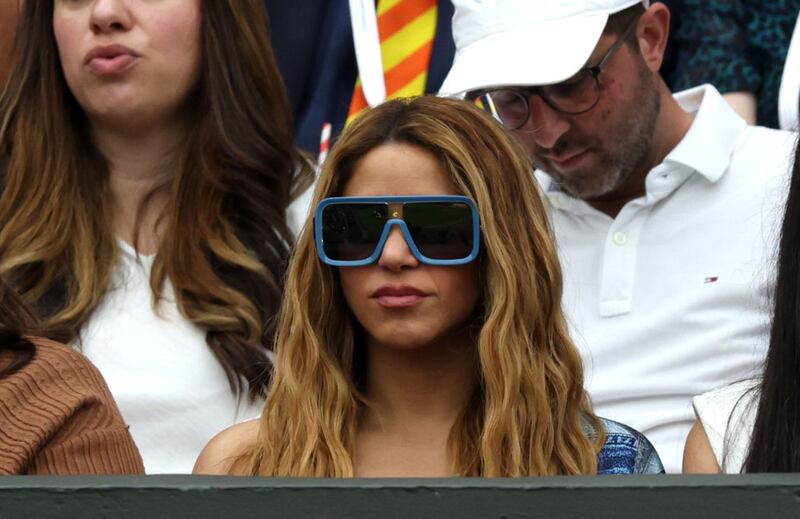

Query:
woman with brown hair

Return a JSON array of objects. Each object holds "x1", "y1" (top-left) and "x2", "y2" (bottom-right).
[
  {"x1": 194, "y1": 97, "x2": 663, "y2": 477},
  {"x1": 0, "y1": 280, "x2": 144, "y2": 475},
  {"x1": 0, "y1": 1, "x2": 311, "y2": 473}
]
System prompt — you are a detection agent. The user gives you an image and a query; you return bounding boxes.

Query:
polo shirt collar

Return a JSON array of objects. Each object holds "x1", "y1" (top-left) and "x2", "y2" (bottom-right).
[{"x1": 665, "y1": 84, "x2": 747, "y2": 184}]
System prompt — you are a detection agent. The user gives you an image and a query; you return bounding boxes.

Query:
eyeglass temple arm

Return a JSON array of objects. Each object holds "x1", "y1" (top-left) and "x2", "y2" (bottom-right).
[
  {"x1": 593, "y1": 15, "x2": 642, "y2": 74},
  {"x1": 483, "y1": 94, "x2": 500, "y2": 120}
]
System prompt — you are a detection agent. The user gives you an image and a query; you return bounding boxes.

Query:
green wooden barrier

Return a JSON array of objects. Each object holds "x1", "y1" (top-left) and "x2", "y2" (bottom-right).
[{"x1": 1, "y1": 474, "x2": 799, "y2": 519}]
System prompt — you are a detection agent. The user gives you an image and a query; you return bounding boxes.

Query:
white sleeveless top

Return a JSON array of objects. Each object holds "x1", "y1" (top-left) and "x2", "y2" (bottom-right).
[
  {"x1": 78, "y1": 241, "x2": 264, "y2": 474},
  {"x1": 692, "y1": 380, "x2": 760, "y2": 474}
]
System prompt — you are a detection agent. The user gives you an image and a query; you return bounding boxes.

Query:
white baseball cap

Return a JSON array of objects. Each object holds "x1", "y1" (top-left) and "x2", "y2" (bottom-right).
[{"x1": 440, "y1": 0, "x2": 650, "y2": 95}]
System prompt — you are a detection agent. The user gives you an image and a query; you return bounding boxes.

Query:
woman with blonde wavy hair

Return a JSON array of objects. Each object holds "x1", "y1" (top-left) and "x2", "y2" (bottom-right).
[
  {"x1": 195, "y1": 96, "x2": 663, "y2": 477},
  {"x1": 0, "y1": 0, "x2": 310, "y2": 473}
]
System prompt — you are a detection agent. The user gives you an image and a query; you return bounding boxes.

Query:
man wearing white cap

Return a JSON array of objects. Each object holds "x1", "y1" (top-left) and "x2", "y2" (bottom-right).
[{"x1": 441, "y1": 0, "x2": 796, "y2": 472}]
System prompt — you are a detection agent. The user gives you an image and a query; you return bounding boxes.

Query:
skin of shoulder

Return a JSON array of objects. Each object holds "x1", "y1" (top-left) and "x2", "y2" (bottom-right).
[
  {"x1": 682, "y1": 421, "x2": 722, "y2": 474},
  {"x1": 193, "y1": 419, "x2": 260, "y2": 476}
]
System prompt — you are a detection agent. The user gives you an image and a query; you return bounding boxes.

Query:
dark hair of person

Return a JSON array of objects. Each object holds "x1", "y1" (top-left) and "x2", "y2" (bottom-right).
[
  {"x1": 744, "y1": 130, "x2": 800, "y2": 472},
  {"x1": 0, "y1": 1, "x2": 312, "y2": 401},
  {"x1": 0, "y1": 279, "x2": 39, "y2": 378},
  {"x1": 604, "y1": 4, "x2": 646, "y2": 50}
]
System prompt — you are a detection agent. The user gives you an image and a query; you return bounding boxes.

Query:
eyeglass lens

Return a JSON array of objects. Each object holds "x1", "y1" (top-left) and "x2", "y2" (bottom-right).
[
  {"x1": 481, "y1": 70, "x2": 599, "y2": 131},
  {"x1": 403, "y1": 203, "x2": 474, "y2": 259},
  {"x1": 322, "y1": 203, "x2": 387, "y2": 261}
]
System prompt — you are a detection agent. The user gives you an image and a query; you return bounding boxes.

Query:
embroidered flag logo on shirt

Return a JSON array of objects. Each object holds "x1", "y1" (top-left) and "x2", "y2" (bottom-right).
[{"x1": 347, "y1": 0, "x2": 438, "y2": 124}]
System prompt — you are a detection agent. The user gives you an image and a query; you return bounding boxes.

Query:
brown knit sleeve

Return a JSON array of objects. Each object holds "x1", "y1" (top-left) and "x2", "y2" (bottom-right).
[
  {"x1": 30, "y1": 426, "x2": 145, "y2": 475},
  {"x1": 0, "y1": 339, "x2": 145, "y2": 475}
]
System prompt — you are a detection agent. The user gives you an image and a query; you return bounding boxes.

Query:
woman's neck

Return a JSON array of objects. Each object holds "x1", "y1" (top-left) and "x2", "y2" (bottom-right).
[
  {"x1": 91, "y1": 118, "x2": 188, "y2": 255},
  {"x1": 354, "y1": 330, "x2": 478, "y2": 477},
  {"x1": 361, "y1": 330, "x2": 477, "y2": 435}
]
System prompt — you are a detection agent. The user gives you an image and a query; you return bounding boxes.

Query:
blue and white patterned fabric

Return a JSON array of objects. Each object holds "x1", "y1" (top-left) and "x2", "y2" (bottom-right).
[{"x1": 587, "y1": 418, "x2": 665, "y2": 475}]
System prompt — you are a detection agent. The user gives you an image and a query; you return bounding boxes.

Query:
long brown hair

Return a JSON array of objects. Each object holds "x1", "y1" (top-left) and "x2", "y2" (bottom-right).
[
  {"x1": 0, "y1": 0, "x2": 312, "y2": 400},
  {"x1": 0, "y1": 278, "x2": 38, "y2": 379},
  {"x1": 246, "y1": 96, "x2": 603, "y2": 476}
]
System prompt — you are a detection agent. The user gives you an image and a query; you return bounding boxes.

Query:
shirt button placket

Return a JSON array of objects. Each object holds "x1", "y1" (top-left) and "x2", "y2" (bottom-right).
[{"x1": 599, "y1": 208, "x2": 644, "y2": 317}]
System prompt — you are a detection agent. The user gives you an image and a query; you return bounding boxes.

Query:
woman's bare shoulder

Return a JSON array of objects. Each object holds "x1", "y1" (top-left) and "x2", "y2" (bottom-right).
[
  {"x1": 682, "y1": 420, "x2": 722, "y2": 474},
  {"x1": 193, "y1": 419, "x2": 260, "y2": 475}
]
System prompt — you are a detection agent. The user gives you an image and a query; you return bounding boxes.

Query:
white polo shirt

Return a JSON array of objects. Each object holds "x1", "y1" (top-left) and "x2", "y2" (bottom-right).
[{"x1": 540, "y1": 84, "x2": 795, "y2": 473}]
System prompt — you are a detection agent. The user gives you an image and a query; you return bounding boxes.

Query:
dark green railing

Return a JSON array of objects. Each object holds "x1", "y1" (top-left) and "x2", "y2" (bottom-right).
[{"x1": 2, "y1": 474, "x2": 799, "y2": 518}]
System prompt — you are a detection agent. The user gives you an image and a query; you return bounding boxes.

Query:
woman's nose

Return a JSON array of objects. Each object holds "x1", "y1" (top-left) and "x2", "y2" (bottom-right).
[
  {"x1": 377, "y1": 226, "x2": 419, "y2": 271},
  {"x1": 90, "y1": 0, "x2": 133, "y2": 35}
]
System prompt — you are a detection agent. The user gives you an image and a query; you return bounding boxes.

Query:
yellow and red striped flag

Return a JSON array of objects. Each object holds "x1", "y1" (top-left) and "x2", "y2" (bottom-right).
[{"x1": 347, "y1": 0, "x2": 438, "y2": 124}]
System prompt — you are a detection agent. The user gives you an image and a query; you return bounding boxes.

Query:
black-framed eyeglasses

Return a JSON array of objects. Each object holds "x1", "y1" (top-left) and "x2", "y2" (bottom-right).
[{"x1": 467, "y1": 16, "x2": 640, "y2": 132}]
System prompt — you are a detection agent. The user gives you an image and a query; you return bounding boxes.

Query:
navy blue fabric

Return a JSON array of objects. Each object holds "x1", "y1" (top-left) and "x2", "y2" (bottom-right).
[
  {"x1": 266, "y1": 0, "x2": 456, "y2": 153},
  {"x1": 592, "y1": 418, "x2": 665, "y2": 475},
  {"x1": 264, "y1": 0, "x2": 326, "y2": 117},
  {"x1": 665, "y1": 0, "x2": 800, "y2": 128},
  {"x1": 659, "y1": 0, "x2": 683, "y2": 89},
  {"x1": 428, "y1": 0, "x2": 456, "y2": 98}
]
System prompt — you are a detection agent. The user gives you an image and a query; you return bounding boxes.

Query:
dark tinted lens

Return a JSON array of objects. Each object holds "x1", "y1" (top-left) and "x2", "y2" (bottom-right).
[
  {"x1": 321, "y1": 203, "x2": 387, "y2": 261},
  {"x1": 403, "y1": 203, "x2": 474, "y2": 260}
]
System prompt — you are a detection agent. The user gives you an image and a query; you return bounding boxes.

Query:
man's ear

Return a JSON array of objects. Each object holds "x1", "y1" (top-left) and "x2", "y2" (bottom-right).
[{"x1": 635, "y1": 3, "x2": 671, "y2": 73}]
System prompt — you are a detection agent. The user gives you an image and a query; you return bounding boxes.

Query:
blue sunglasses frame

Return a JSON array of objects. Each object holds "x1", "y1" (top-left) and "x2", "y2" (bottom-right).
[{"x1": 315, "y1": 195, "x2": 481, "y2": 267}]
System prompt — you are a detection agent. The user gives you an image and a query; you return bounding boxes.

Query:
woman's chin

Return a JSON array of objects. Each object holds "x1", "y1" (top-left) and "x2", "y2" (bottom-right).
[
  {"x1": 367, "y1": 327, "x2": 438, "y2": 351},
  {"x1": 85, "y1": 105, "x2": 149, "y2": 132}
]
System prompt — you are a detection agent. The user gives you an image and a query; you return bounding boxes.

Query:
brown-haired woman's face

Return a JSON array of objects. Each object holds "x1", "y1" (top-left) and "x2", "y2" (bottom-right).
[
  {"x1": 53, "y1": 0, "x2": 202, "y2": 130},
  {"x1": 338, "y1": 143, "x2": 480, "y2": 351}
]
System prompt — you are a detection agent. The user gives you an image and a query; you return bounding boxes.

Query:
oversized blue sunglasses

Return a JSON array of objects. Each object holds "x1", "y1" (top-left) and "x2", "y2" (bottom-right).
[{"x1": 315, "y1": 195, "x2": 481, "y2": 266}]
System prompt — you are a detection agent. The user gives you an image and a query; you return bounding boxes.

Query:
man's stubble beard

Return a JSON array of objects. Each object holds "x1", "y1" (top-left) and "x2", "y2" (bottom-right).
[{"x1": 543, "y1": 67, "x2": 662, "y2": 201}]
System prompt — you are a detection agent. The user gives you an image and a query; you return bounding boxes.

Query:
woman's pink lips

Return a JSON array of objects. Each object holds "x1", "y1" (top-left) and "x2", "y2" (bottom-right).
[
  {"x1": 85, "y1": 45, "x2": 138, "y2": 75},
  {"x1": 88, "y1": 54, "x2": 136, "y2": 75},
  {"x1": 372, "y1": 285, "x2": 429, "y2": 308},
  {"x1": 375, "y1": 294, "x2": 426, "y2": 308}
]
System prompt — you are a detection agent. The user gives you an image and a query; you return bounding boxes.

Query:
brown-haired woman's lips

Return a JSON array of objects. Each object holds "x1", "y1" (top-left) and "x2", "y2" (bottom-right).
[
  {"x1": 371, "y1": 284, "x2": 430, "y2": 308},
  {"x1": 85, "y1": 44, "x2": 139, "y2": 75}
]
